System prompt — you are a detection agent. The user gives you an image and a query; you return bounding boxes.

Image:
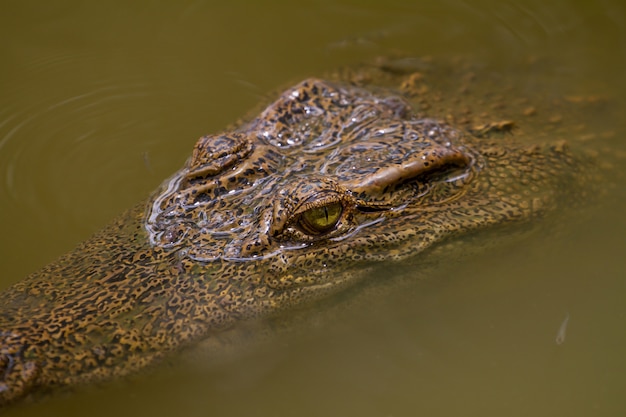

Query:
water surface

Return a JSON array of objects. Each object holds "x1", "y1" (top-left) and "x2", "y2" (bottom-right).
[{"x1": 1, "y1": 1, "x2": 625, "y2": 416}]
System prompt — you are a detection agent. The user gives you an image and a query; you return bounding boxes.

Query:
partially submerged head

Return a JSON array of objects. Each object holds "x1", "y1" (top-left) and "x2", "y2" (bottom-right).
[{"x1": 146, "y1": 78, "x2": 575, "y2": 292}]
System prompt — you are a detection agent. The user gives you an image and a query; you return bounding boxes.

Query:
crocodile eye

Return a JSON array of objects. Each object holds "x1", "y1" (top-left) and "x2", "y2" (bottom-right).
[{"x1": 299, "y1": 202, "x2": 343, "y2": 234}]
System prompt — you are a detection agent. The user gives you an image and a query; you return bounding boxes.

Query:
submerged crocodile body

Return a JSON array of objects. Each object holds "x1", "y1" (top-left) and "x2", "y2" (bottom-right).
[{"x1": 0, "y1": 57, "x2": 601, "y2": 407}]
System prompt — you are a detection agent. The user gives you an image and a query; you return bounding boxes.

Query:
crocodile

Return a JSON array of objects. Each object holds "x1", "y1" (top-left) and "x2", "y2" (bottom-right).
[{"x1": 0, "y1": 56, "x2": 602, "y2": 407}]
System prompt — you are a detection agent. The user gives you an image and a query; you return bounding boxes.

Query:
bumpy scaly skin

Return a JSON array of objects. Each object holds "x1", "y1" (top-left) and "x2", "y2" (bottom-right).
[{"x1": 0, "y1": 58, "x2": 596, "y2": 407}]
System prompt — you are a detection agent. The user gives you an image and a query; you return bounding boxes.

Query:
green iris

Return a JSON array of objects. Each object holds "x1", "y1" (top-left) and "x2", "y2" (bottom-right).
[{"x1": 300, "y1": 202, "x2": 343, "y2": 234}]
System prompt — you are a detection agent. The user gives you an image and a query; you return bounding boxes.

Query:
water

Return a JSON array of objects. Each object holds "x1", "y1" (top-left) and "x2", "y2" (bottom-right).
[{"x1": 1, "y1": 1, "x2": 625, "y2": 416}]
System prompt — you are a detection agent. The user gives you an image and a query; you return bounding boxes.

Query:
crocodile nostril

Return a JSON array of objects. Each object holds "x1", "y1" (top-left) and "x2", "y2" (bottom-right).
[{"x1": 186, "y1": 132, "x2": 254, "y2": 181}]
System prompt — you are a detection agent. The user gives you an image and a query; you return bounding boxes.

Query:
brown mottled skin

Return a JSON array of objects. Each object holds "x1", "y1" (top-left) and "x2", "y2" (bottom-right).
[{"x1": 0, "y1": 57, "x2": 599, "y2": 407}]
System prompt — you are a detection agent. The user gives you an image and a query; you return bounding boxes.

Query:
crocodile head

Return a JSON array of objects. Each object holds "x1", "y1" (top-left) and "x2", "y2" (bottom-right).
[
  {"x1": 146, "y1": 77, "x2": 572, "y2": 291},
  {"x1": 0, "y1": 63, "x2": 592, "y2": 407}
]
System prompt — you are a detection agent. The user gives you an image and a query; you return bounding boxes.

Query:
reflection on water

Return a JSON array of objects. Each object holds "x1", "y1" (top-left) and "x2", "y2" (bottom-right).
[{"x1": 1, "y1": 0, "x2": 625, "y2": 416}]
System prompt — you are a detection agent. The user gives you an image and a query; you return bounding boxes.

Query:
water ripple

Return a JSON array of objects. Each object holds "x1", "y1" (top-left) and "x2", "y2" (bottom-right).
[{"x1": 0, "y1": 79, "x2": 158, "y2": 225}]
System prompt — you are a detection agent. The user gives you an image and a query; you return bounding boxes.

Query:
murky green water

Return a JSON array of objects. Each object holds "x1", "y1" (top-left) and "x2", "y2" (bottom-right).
[{"x1": 1, "y1": 1, "x2": 625, "y2": 416}]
